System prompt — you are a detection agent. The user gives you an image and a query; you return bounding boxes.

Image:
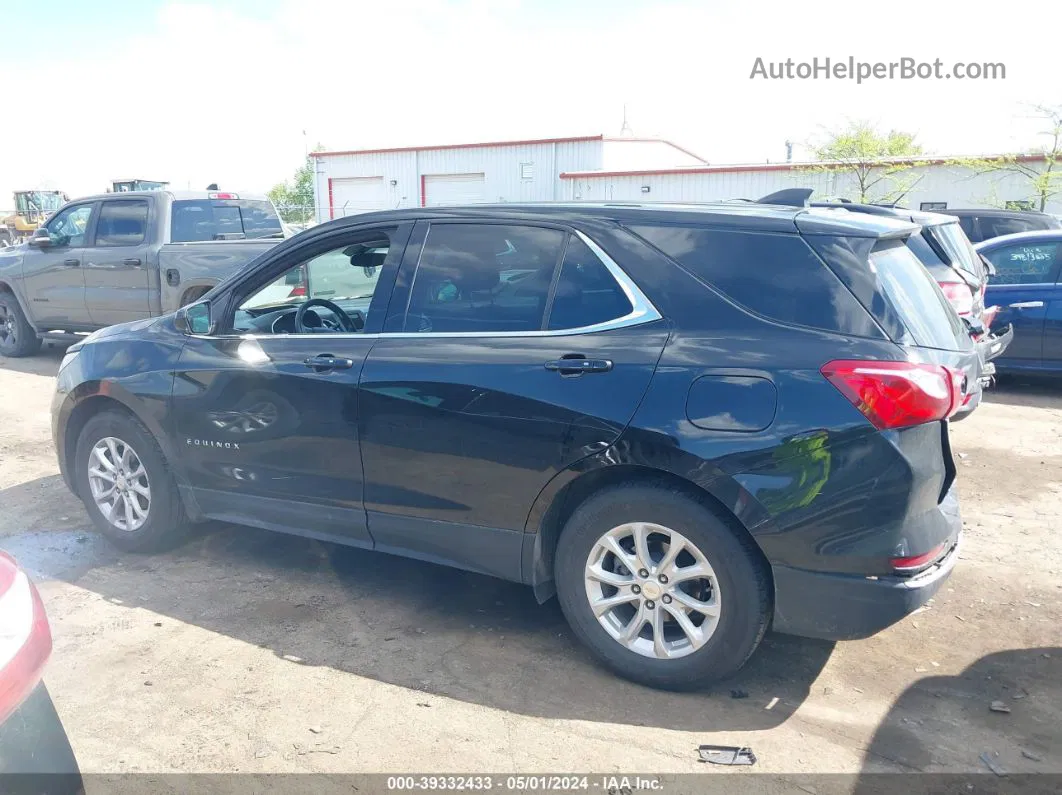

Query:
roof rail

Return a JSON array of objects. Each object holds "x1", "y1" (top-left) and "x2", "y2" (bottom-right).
[{"x1": 756, "y1": 188, "x2": 814, "y2": 207}]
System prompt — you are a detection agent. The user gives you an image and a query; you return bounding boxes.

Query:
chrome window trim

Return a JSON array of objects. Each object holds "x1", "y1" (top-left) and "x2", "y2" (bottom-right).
[{"x1": 206, "y1": 229, "x2": 662, "y2": 341}]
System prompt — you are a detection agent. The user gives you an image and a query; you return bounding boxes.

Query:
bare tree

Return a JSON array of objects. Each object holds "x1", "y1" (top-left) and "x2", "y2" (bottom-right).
[
  {"x1": 960, "y1": 105, "x2": 1062, "y2": 212},
  {"x1": 808, "y1": 121, "x2": 925, "y2": 204}
]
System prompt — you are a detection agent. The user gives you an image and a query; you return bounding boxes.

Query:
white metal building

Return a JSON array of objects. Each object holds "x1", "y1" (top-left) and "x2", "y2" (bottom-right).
[
  {"x1": 311, "y1": 137, "x2": 1062, "y2": 220},
  {"x1": 310, "y1": 135, "x2": 707, "y2": 222},
  {"x1": 562, "y1": 155, "x2": 1062, "y2": 213}
]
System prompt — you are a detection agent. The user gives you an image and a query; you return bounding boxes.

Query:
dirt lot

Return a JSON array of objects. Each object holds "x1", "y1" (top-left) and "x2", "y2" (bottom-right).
[{"x1": 1, "y1": 345, "x2": 1060, "y2": 780}]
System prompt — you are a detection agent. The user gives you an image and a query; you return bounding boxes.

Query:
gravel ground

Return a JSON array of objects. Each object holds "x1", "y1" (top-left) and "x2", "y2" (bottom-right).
[{"x1": 1, "y1": 345, "x2": 1059, "y2": 781}]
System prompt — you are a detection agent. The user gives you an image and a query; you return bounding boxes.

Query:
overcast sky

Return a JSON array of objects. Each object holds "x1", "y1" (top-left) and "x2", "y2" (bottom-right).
[{"x1": 1, "y1": 0, "x2": 1058, "y2": 205}]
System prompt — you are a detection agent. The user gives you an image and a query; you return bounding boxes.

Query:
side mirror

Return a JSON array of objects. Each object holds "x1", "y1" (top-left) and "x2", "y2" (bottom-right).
[
  {"x1": 28, "y1": 229, "x2": 52, "y2": 248},
  {"x1": 174, "y1": 300, "x2": 214, "y2": 335}
]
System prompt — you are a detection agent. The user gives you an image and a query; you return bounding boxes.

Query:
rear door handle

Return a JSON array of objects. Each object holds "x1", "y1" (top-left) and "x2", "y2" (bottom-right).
[
  {"x1": 123, "y1": 257, "x2": 142, "y2": 267},
  {"x1": 544, "y1": 357, "x2": 613, "y2": 374},
  {"x1": 62, "y1": 258, "x2": 80, "y2": 267},
  {"x1": 303, "y1": 354, "x2": 355, "y2": 372},
  {"x1": 1008, "y1": 301, "x2": 1044, "y2": 309}
]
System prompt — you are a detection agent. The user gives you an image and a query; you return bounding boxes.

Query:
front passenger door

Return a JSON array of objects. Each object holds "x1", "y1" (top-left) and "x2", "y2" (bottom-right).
[
  {"x1": 20, "y1": 203, "x2": 95, "y2": 328},
  {"x1": 170, "y1": 222, "x2": 412, "y2": 546}
]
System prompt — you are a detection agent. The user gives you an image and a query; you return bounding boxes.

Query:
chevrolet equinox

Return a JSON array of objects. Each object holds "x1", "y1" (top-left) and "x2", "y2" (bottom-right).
[{"x1": 52, "y1": 201, "x2": 969, "y2": 689}]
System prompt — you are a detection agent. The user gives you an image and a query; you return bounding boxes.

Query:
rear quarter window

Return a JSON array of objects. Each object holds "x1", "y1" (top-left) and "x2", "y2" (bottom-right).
[
  {"x1": 628, "y1": 224, "x2": 881, "y2": 338},
  {"x1": 808, "y1": 235, "x2": 968, "y2": 351}
]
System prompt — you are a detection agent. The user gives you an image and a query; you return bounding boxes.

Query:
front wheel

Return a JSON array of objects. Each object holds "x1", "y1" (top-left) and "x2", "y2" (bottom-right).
[
  {"x1": 75, "y1": 410, "x2": 189, "y2": 551},
  {"x1": 0, "y1": 291, "x2": 42, "y2": 358},
  {"x1": 555, "y1": 484, "x2": 771, "y2": 690}
]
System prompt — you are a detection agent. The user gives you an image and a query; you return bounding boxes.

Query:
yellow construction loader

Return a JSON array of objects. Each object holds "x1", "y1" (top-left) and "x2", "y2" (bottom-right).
[{"x1": 0, "y1": 190, "x2": 68, "y2": 247}]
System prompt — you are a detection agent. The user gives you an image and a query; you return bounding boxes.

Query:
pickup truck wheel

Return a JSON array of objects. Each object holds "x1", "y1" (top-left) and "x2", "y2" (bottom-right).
[
  {"x1": 0, "y1": 292, "x2": 42, "y2": 358},
  {"x1": 554, "y1": 485, "x2": 771, "y2": 690},
  {"x1": 75, "y1": 410, "x2": 189, "y2": 552}
]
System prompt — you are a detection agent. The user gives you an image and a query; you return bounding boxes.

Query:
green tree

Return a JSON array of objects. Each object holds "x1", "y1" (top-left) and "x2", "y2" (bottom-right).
[
  {"x1": 269, "y1": 145, "x2": 324, "y2": 224},
  {"x1": 810, "y1": 121, "x2": 925, "y2": 204},
  {"x1": 959, "y1": 105, "x2": 1062, "y2": 212}
]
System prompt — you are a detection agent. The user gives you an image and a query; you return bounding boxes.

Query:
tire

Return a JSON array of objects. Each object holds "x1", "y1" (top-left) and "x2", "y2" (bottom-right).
[
  {"x1": 74, "y1": 410, "x2": 189, "y2": 552},
  {"x1": 0, "y1": 291, "x2": 42, "y2": 358},
  {"x1": 555, "y1": 484, "x2": 771, "y2": 690}
]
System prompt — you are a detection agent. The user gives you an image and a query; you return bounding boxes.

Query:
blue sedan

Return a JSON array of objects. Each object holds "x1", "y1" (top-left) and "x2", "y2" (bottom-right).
[{"x1": 977, "y1": 230, "x2": 1062, "y2": 374}]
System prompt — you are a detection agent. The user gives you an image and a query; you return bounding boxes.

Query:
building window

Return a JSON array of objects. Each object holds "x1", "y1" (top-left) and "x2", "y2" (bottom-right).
[
  {"x1": 920, "y1": 202, "x2": 948, "y2": 211},
  {"x1": 519, "y1": 162, "x2": 534, "y2": 181}
]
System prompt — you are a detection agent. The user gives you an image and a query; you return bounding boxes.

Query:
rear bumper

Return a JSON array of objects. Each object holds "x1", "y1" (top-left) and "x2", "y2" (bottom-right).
[{"x1": 771, "y1": 532, "x2": 961, "y2": 641}]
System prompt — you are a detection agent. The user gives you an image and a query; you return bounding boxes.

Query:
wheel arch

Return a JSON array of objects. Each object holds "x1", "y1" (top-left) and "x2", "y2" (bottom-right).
[
  {"x1": 0, "y1": 279, "x2": 39, "y2": 333},
  {"x1": 523, "y1": 457, "x2": 775, "y2": 606},
  {"x1": 60, "y1": 387, "x2": 184, "y2": 499}
]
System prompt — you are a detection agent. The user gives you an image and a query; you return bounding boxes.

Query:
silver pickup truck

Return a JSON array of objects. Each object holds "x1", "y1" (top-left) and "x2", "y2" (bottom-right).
[{"x1": 0, "y1": 190, "x2": 284, "y2": 357}]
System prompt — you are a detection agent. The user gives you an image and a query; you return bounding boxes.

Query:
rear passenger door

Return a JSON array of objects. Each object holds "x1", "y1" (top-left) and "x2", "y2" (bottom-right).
[
  {"x1": 84, "y1": 198, "x2": 153, "y2": 326},
  {"x1": 983, "y1": 240, "x2": 1061, "y2": 366},
  {"x1": 358, "y1": 221, "x2": 669, "y2": 581}
]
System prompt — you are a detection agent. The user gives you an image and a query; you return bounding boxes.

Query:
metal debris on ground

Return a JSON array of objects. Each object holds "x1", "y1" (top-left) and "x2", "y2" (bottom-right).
[
  {"x1": 765, "y1": 697, "x2": 779, "y2": 710},
  {"x1": 1021, "y1": 750, "x2": 1043, "y2": 762},
  {"x1": 980, "y1": 752, "x2": 1006, "y2": 777},
  {"x1": 698, "y1": 745, "x2": 757, "y2": 766},
  {"x1": 989, "y1": 701, "x2": 1011, "y2": 713}
]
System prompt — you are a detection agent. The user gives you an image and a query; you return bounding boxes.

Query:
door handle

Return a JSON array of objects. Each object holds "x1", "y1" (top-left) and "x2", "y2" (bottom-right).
[
  {"x1": 123, "y1": 257, "x2": 142, "y2": 268},
  {"x1": 62, "y1": 258, "x2": 80, "y2": 267},
  {"x1": 544, "y1": 356, "x2": 613, "y2": 375},
  {"x1": 303, "y1": 354, "x2": 355, "y2": 372},
  {"x1": 1008, "y1": 301, "x2": 1044, "y2": 309}
]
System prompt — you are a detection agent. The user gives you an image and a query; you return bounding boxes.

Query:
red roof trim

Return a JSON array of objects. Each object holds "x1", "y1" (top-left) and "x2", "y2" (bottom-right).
[
  {"x1": 312, "y1": 135, "x2": 605, "y2": 158},
  {"x1": 560, "y1": 153, "x2": 1050, "y2": 180}
]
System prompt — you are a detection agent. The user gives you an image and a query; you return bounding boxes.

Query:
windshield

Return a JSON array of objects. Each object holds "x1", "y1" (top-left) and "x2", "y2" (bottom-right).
[
  {"x1": 930, "y1": 222, "x2": 984, "y2": 281},
  {"x1": 171, "y1": 199, "x2": 284, "y2": 242},
  {"x1": 870, "y1": 241, "x2": 968, "y2": 350}
]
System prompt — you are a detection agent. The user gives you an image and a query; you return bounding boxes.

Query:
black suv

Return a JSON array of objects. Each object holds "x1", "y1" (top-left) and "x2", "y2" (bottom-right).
[
  {"x1": 52, "y1": 202, "x2": 969, "y2": 689},
  {"x1": 945, "y1": 208, "x2": 1061, "y2": 243}
]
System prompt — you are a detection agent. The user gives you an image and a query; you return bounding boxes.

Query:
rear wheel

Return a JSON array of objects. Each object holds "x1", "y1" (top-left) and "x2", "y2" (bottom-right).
[
  {"x1": 0, "y1": 291, "x2": 41, "y2": 358},
  {"x1": 555, "y1": 484, "x2": 771, "y2": 690},
  {"x1": 75, "y1": 410, "x2": 189, "y2": 551}
]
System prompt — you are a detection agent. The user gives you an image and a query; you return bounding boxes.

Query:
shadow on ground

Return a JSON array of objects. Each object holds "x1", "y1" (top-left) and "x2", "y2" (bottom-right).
[
  {"x1": 0, "y1": 344, "x2": 68, "y2": 378},
  {"x1": 851, "y1": 647, "x2": 1062, "y2": 792},
  {"x1": 2, "y1": 480, "x2": 835, "y2": 733},
  {"x1": 985, "y1": 375, "x2": 1062, "y2": 410}
]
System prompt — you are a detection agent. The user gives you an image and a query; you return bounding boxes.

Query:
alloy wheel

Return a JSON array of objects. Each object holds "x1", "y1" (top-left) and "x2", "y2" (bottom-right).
[
  {"x1": 87, "y1": 437, "x2": 152, "y2": 532},
  {"x1": 0, "y1": 305, "x2": 15, "y2": 348},
  {"x1": 584, "y1": 522, "x2": 721, "y2": 659}
]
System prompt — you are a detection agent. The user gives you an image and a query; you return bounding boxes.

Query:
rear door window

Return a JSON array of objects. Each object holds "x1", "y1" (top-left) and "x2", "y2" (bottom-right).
[
  {"x1": 629, "y1": 224, "x2": 881, "y2": 338},
  {"x1": 403, "y1": 224, "x2": 566, "y2": 333},
  {"x1": 94, "y1": 200, "x2": 148, "y2": 246},
  {"x1": 171, "y1": 200, "x2": 283, "y2": 242},
  {"x1": 983, "y1": 242, "x2": 1061, "y2": 285}
]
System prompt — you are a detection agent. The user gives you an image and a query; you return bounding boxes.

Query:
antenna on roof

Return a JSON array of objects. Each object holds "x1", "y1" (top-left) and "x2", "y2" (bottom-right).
[
  {"x1": 619, "y1": 104, "x2": 634, "y2": 137},
  {"x1": 785, "y1": 140, "x2": 794, "y2": 162},
  {"x1": 757, "y1": 188, "x2": 814, "y2": 207}
]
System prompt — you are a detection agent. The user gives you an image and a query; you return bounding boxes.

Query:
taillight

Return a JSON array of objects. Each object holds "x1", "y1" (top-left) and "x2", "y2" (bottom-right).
[
  {"x1": 288, "y1": 284, "x2": 307, "y2": 298},
  {"x1": 0, "y1": 552, "x2": 52, "y2": 724},
  {"x1": 938, "y1": 281, "x2": 974, "y2": 316},
  {"x1": 821, "y1": 360, "x2": 963, "y2": 430},
  {"x1": 891, "y1": 542, "x2": 947, "y2": 572}
]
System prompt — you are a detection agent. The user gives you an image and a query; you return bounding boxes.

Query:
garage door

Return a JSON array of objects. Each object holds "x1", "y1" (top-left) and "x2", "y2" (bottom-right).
[
  {"x1": 331, "y1": 176, "x2": 386, "y2": 217},
  {"x1": 423, "y1": 173, "x2": 486, "y2": 207}
]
